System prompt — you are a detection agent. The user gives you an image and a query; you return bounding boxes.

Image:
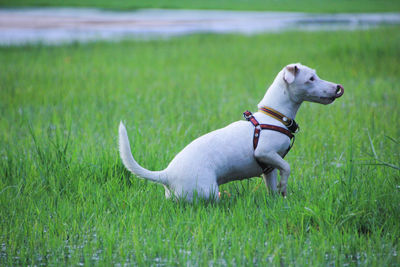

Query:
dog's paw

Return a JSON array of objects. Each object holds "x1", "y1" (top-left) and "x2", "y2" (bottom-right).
[
  {"x1": 278, "y1": 182, "x2": 287, "y2": 197},
  {"x1": 218, "y1": 190, "x2": 231, "y2": 199}
]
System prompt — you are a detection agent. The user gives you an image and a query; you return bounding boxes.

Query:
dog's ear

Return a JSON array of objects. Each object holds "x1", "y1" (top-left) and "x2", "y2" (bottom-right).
[{"x1": 283, "y1": 64, "x2": 299, "y2": 84}]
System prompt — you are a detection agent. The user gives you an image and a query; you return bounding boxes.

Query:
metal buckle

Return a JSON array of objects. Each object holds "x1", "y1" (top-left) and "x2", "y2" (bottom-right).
[
  {"x1": 243, "y1": 111, "x2": 252, "y2": 120},
  {"x1": 287, "y1": 119, "x2": 300, "y2": 134}
]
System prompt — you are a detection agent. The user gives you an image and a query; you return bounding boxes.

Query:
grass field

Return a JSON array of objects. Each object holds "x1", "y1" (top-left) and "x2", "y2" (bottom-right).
[
  {"x1": 1, "y1": 0, "x2": 400, "y2": 13},
  {"x1": 1, "y1": 27, "x2": 400, "y2": 265}
]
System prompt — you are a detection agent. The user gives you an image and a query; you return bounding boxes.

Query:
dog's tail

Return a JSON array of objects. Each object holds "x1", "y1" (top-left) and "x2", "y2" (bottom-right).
[{"x1": 119, "y1": 122, "x2": 168, "y2": 185}]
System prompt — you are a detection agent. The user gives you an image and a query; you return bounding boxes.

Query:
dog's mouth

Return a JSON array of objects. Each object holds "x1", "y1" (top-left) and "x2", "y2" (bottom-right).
[
  {"x1": 319, "y1": 96, "x2": 336, "y2": 104},
  {"x1": 319, "y1": 85, "x2": 344, "y2": 104}
]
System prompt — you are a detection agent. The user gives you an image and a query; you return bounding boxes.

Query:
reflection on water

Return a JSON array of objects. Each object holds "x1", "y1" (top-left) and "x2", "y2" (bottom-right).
[{"x1": 0, "y1": 8, "x2": 399, "y2": 45}]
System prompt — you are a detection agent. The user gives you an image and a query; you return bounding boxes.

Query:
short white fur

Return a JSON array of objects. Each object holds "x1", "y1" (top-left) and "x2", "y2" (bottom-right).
[{"x1": 119, "y1": 63, "x2": 343, "y2": 201}]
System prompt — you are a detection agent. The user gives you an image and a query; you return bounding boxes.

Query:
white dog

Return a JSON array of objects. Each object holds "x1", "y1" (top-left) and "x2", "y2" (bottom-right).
[{"x1": 119, "y1": 63, "x2": 344, "y2": 201}]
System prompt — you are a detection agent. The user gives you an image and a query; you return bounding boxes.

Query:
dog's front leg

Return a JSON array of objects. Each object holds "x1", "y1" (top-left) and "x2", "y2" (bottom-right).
[
  {"x1": 262, "y1": 169, "x2": 278, "y2": 193},
  {"x1": 255, "y1": 152, "x2": 290, "y2": 197}
]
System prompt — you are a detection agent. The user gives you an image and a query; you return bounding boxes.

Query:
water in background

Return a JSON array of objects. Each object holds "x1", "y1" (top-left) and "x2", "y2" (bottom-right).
[{"x1": 1, "y1": 8, "x2": 400, "y2": 45}]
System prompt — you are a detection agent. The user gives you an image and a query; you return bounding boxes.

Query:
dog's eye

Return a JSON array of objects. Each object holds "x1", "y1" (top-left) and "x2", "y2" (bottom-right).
[{"x1": 309, "y1": 76, "x2": 315, "y2": 81}]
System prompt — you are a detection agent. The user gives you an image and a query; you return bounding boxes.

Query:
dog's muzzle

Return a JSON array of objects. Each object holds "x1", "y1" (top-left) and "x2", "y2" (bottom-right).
[{"x1": 335, "y1": 84, "x2": 344, "y2": 98}]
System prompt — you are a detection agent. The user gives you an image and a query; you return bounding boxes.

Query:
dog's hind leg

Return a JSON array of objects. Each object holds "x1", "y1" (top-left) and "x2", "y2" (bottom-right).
[
  {"x1": 198, "y1": 182, "x2": 219, "y2": 202},
  {"x1": 172, "y1": 177, "x2": 219, "y2": 202},
  {"x1": 194, "y1": 173, "x2": 219, "y2": 201}
]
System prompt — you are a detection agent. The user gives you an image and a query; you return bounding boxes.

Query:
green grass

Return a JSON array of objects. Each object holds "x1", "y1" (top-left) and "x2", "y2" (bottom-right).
[
  {"x1": 1, "y1": 27, "x2": 400, "y2": 265},
  {"x1": 1, "y1": 0, "x2": 400, "y2": 12}
]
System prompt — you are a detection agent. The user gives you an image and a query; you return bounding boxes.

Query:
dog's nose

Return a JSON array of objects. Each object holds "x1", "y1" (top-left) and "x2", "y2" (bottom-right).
[{"x1": 335, "y1": 84, "x2": 344, "y2": 98}]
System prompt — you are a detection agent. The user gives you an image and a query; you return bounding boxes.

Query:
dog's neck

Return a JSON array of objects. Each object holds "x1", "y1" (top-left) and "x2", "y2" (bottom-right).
[{"x1": 257, "y1": 70, "x2": 302, "y2": 120}]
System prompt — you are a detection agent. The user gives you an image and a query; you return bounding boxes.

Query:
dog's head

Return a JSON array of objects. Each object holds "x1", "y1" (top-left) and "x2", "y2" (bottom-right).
[{"x1": 282, "y1": 63, "x2": 344, "y2": 104}]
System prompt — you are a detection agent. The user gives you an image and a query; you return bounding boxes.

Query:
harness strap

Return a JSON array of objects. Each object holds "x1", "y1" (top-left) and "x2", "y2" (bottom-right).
[
  {"x1": 260, "y1": 124, "x2": 294, "y2": 140},
  {"x1": 244, "y1": 110, "x2": 294, "y2": 150},
  {"x1": 259, "y1": 106, "x2": 299, "y2": 133},
  {"x1": 243, "y1": 110, "x2": 296, "y2": 173}
]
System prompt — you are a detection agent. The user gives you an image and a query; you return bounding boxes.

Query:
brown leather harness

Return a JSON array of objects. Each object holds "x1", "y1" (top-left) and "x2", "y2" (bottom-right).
[
  {"x1": 243, "y1": 107, "x2": 298, "y2": 173},
  {"x1": 258, "y1": 106, "x2": 299, "y2": 133}
]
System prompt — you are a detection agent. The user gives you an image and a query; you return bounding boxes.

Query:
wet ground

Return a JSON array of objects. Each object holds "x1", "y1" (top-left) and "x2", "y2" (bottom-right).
[{"x1": 1, "y1": 8, "x2": 400, "y2": 45}]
